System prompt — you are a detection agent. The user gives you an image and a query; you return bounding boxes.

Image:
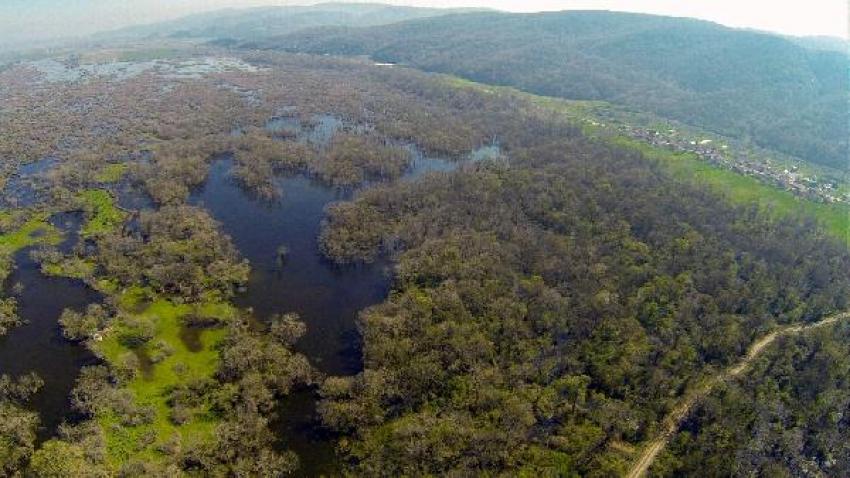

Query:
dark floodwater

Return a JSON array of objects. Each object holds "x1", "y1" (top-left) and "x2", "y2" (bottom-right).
[
  {"x1": 0, "y1": 212, "x2": 101, "y2": 440},
  {"x1": 191, "y1": 158, "x2": 390, "y2": 376},
  {"x1": 189, "y1": 148, "x2": 459, "y2": 476},
  {"x1": 1, "y1": 157, "x2": 58, "y2": 208},
  {"x1": 266, "y1": 114, "x2": 344, "y2": 148},
  {"x1": 113, "y1": 180, "x2": 154, "y2": 211},
  {"x1": 192, "y1": 151, "x2": 461, "y2": 375},
  {"x1": 0, "y1": 130, "x2": 483, "y2": 474},
  {"x1": 17, "y1": 157, "x2": 58, "y2": 177},
  {"x1": 190, "y1": 157, "x2": 387, "y2": 476},
  {"x1": 0, "y1": 127, "x2": 479, "y2": 472}
]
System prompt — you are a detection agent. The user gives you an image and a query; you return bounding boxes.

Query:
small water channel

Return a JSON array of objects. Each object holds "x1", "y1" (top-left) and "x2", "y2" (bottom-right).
[{"x1": 0, "y1": 212, "x2": 101, "y2": 440}]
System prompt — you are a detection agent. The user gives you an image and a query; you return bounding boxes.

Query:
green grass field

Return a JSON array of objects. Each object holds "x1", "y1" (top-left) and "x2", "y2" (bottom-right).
[
  {"x1": 441, "y1": 75, "x2": 850, "y2": 246},
  {"x1": 41, "y1": 257, "x2": 95, "y2": 279},
  {"x1": 93, "y1": 288, "x2": 238, "y2": 466},
  {"x1": 0, "y1": 210, "x2": 62, "y2": 281},
  {"x1": 0, "y1": 210, "x2": 62, "y2": 254},
  {"x1": 27, "y1": 197, "x2": 241, "y2": 467},
  {"x1": 78, "y1": 190, "x2": 125, "y2": 237},
  {"x1": 94, "y1": 163, "x2": 128, "y2": 183},
  {"x1": 611, "y1": 138, "x2": 849, "y2": 246}
]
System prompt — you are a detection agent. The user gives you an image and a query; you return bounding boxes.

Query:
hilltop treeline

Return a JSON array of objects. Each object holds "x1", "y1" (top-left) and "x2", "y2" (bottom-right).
[
  {"x1": 317, "y1": 80, "x2": 850, "y2": 474},
  {"x1": 267, "y1": 10, "x2": 849, "y2": 170}
]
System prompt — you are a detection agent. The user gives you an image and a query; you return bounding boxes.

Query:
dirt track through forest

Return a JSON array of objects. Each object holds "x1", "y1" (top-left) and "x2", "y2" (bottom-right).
[{"x1": 625, "y1": 312, "x2": 850, "y2": 478}]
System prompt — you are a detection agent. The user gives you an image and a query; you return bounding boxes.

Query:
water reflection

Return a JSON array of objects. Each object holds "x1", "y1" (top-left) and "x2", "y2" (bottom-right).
[
  {"x1": 191, "y1": 157, "x2": 390, "y2": 375},
  {"x1": 266, "y1": 113, "x2": 345, "y2": 148},
  {"x1": 1, "y1": 157, "x2": 58, "y2": 208},
  {"x1": 0, "y1": 212, "x2": 101, "y2": 441},
  {"x1": 189, "y1": 146, "x2": 461, "y2": 475}
]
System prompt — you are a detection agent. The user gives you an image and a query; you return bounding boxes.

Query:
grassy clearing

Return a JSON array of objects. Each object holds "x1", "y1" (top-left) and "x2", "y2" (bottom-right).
[
  {"x1": 92, "y1": 287, "x2": 238, "y2": 466},
  {"x1": 95, "y1": 163, "x2": 128, "y2": 183},
  {"x1": 78, "y1": 190, "x2": 125, "y2": 237},
  {"x1": 611, "y1": 138, "x2": 849, "y2": 245},
  {"x1": 440, "y1": 75, "x2": 850, "y2": 246},
  {"x1": 0, "y1": 210, "x2": 61, "y2": 281},
  {"x1": 41, "y1": 257, "x2": 96, "y2": 279},
  {"x1": 0, "y1": 210, "x2": 61, "y2": 254}
]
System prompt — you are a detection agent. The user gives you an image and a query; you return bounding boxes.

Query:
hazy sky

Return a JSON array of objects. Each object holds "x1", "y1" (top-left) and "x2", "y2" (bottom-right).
[{"x1": 1, "y1": 0, "x2": 847, "y2": 46}]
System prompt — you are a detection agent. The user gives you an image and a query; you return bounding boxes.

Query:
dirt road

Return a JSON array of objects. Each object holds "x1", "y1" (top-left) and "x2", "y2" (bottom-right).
[{"x1": 625, "y1": 312, "x2": 849, "y2": 478}]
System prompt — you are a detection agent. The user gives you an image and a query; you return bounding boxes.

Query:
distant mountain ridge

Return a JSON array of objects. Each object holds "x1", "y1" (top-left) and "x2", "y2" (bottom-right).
[
  {"x1": 95, "y1": 3, "x2": 486, "y2": 42},
  {"x1": 252, "y1": 10, "x2": 849, "y2": 169},
  {"x1": 789, "y1": 35, "x2": 849, "y2": 55}
]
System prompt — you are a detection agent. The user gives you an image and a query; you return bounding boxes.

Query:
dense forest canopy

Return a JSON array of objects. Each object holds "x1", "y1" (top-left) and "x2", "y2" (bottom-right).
[
  {"x1": 654, "y1": 323, "x2": 850, "y2": 477},
  {"x1": 262, "y1": 10, "x2": 850, "y2": 170},
  {"x1": 0, "y1": 4, "x2": 848, "y2": 475},
  {"x1": 316, "y1": 85, "x2": 850, "y2": 475}
]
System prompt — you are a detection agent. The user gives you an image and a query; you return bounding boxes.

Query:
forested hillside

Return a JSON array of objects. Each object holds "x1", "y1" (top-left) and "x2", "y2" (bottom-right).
[{"x1": 264, "y1": 10, "x2": 849, "y2": 169}]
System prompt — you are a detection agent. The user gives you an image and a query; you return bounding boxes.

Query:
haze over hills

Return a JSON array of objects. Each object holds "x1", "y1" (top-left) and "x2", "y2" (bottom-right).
[
  {"x1": 94, "y1": 3, "x2": 486, "y2": 42},
  {"x1": 788, "y1": 35, "x2": 850, "y2": 54},
  {"x1": 248, "y1": 10, "x2": 849, "y2": 170}
]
